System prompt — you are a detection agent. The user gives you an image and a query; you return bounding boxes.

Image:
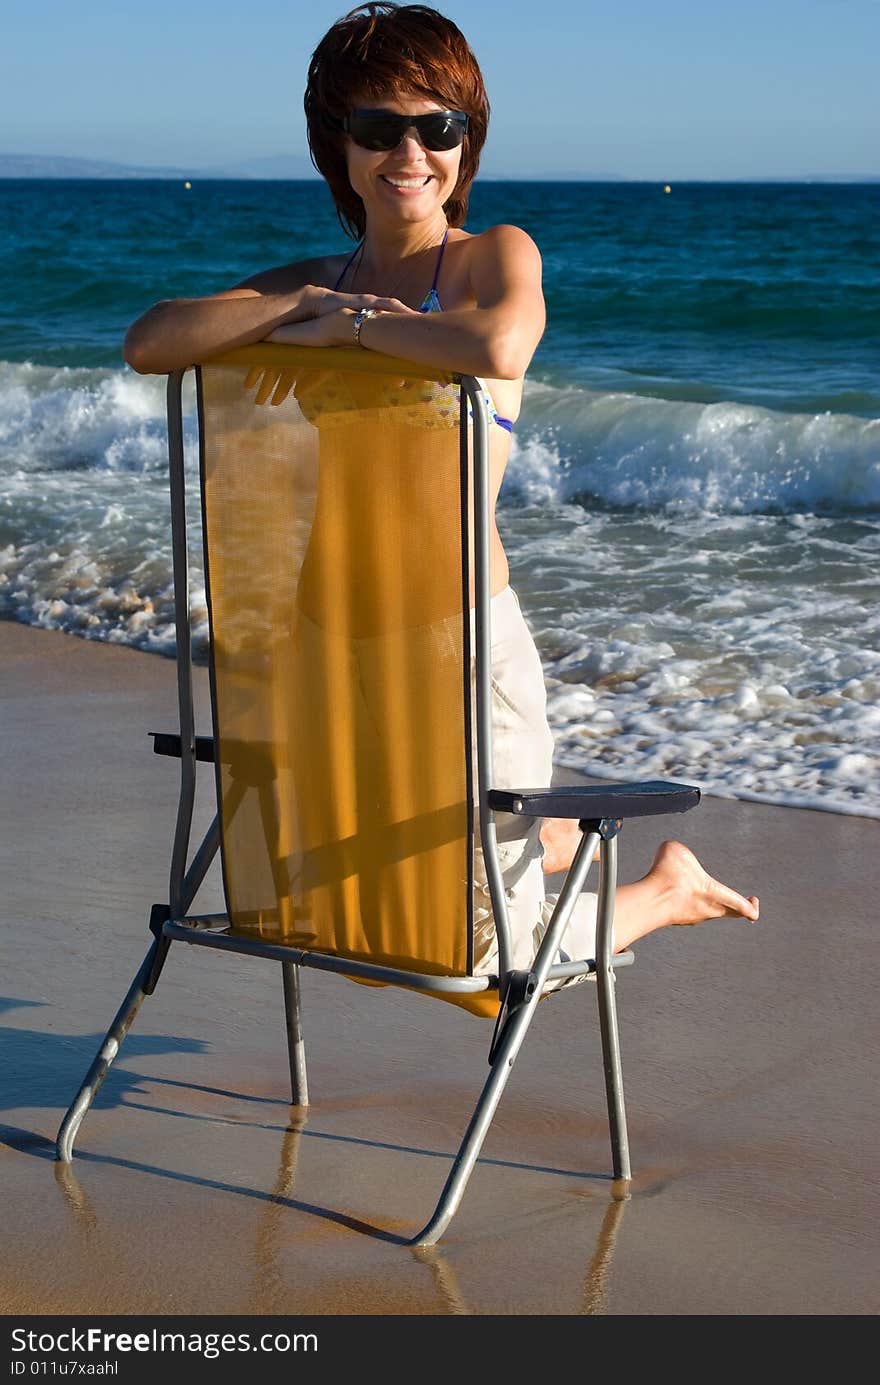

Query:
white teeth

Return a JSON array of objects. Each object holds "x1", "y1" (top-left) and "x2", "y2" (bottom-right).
[{"x1": 384, "y1": 176, "x2": 429, "y2": 188}]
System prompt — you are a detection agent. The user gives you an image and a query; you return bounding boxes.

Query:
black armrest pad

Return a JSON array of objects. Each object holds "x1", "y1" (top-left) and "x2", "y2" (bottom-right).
[
  {"x1": 488, "y1": 780, "x2": 700, "y2": 820},
  {"x1": 150, "y1": 732, "x2": 215, "y2": 763}
]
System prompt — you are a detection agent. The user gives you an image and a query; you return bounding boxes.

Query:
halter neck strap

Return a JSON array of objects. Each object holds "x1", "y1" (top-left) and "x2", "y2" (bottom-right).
[
  {"x1": 333, "y1": 228, "x2": 450, "y2": 295},
  {"x1": 429, "y1": 228, "x2": 449, "y2": 294}
]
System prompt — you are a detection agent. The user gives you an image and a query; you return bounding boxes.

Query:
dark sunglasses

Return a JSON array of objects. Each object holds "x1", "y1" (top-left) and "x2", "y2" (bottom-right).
[{"x1": 343, "y1": 108, "x2": 468, "y2": 152}]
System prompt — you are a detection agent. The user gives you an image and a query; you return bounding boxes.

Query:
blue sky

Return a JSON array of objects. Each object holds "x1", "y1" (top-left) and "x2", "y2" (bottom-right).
[{"x1": 3, "y1": 0, "x2": 878, "y2": 178}]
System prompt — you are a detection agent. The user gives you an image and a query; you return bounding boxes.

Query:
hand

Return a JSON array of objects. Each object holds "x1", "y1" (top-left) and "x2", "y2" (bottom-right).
[
  {"x1": 242, "y1": 364, "x2": 301, "y2": 406},
  {"x1": 269, "y1": 297, "x2": 414, "y2": 346},
  {"x1": 265, "y1": 309, "x2": 360, "y2": 349},
  {"x1": 294, "y1": 286, "x2": 407, "y2": 321},
  {"x1": 243, "y1": 297, "x2": 417, "y2": 405},
  {"x1": 241, "y1": 313, "x2": 359, "y2": 405}
]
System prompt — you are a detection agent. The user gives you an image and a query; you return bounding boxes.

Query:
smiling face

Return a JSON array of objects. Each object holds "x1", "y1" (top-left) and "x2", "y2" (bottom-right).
[
  {"x1": 344, "y1": 94, "x2": 464, "y2": 233},
  {"x1": 305, "y1": 8, "x2": 489, "y2": 238}
]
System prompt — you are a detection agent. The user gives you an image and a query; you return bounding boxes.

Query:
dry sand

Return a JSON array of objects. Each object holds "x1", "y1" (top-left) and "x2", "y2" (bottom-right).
[{"x1": 1, "y1": 620, "x2": 877, "y2": 1315}]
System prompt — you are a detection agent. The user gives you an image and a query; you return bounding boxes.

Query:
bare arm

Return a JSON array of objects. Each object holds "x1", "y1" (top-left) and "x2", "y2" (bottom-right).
[
  {"x1": 124, "y1": 287, "x2": 305, "y2": 375},
  {"x1": 265, "y1": 225, "x2": 546, "y2": 380},
  {"x1": 122, "y1": 257, "x2": 401, "y2": 375}
]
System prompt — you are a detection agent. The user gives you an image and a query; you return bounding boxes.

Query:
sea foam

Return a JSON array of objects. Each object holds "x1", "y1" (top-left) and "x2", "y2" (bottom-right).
[
  {"x1": 505, "y1": 380, "x2": 880, "y2": 513},
  {"x1": 1, "y1": 361, "x2": 878, "y2": 817},
  {"x1": 0, "y1": 360, "x2": 177, "y2": 473}
]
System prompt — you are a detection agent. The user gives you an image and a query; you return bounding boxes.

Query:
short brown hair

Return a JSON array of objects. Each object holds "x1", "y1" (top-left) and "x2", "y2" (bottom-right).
[{"x1": 305, "y1": 3, "x2": 490, "y2": 238}]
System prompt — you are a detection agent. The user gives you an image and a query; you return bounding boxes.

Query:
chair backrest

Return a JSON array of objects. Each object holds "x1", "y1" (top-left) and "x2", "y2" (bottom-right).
[{"x1": 196, "y1": 347, "x2": 477, "y2": 979}]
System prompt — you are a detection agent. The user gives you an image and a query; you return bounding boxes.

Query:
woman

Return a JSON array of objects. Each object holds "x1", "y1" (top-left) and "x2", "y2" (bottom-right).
[{"x1": 124, "y1": 2, "x2": 759, "y2": 974}]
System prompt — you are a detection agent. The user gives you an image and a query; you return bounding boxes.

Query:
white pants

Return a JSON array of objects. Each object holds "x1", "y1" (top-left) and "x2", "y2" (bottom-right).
[{"x1": 472, "y1": 586, "x2": 598, "y2": 982}]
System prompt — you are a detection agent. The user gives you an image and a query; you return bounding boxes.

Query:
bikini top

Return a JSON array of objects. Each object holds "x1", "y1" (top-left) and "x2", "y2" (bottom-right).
[{"x1": 333, "y1": 230, "x2": 515, "y2": 433}]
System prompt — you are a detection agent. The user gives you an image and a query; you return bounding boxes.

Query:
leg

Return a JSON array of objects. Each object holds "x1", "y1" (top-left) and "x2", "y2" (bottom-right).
[
  {"x1": 537, "y1": 835, "x2": 759, "y2": 956},
  {"x1": 541, "y1": 816, "x2": 598, "y2": 872},
  {"x1": 472, "y1": 587, "x2": 558, "y2": 978}
]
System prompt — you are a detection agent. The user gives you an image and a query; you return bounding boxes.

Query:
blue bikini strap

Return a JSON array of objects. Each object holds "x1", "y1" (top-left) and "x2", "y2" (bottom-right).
[
  {"x1": 336, "y1": 228, "x2": 448, "y2": 295},
  {"x1": 333, "y1": 241, "x2": 363, "y2": 291},
  {"x1": 429, "y1": 228, "x2": 449, "y2": 295}
]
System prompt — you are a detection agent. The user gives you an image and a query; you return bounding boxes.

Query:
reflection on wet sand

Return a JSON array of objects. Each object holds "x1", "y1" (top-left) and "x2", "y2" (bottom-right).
[
  {"x1": 43, "y1": 1052, "x2": 640, "y2": 1315},
  {"x1": 251, "y1": 1109, "x2": 309, "y2": 1313},
  {"x1": 583, "y1": 1182, "x2": 630, "y2": 1315},
  {"x1": 245, "y1": 1109, "x2": 630, "y2": 1313},
  {"x1": 52, "y1": 1103, "x2": 632, "y2": 1314},
  {"x1": 53, "y1": 1160, "x2": 135, "y2": 1293},
  {"x1": 54, "y1": 1158, "x2": 100, "y2": 1231},
  {"x1": 410, "y1": 1245, "x2": 471, "y2": 1314}
]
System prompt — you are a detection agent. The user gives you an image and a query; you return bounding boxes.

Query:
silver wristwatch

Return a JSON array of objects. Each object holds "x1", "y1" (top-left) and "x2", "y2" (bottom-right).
[{"x1": 353, "y1": 306, "x2": 378, "y2": 347}]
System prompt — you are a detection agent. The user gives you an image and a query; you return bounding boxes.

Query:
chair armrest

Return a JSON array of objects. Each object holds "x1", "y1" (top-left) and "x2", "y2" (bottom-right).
[{"x1": 488, "y1": 780, "x2": 700, "y2": 820}]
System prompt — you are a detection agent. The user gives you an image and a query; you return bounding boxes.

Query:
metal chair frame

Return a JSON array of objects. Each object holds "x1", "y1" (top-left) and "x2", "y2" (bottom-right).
[{"x1": 56, "y1": 350, "x2": 699, "y2": 1245}]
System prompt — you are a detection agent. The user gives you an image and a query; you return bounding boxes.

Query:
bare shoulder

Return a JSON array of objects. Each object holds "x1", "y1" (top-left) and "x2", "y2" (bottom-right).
[
  {"x1": 232, "y1": 249, "x2": 354, "y2": 295},
  {"x1": 473, "y1": 223, "x2": 541, "y2": 254},
  {"x1": 450, "y1": 225, "x2": 542, "y2": 310},
  {"x1": 454, "y1": 224, "x2": 542, "y2": 296},
  {"x1": 462, "y1": 223, "x2": 542, "y2": 268}
]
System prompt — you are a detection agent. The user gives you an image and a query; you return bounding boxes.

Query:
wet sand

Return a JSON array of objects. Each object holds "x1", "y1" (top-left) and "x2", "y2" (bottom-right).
[{"x1": 1, "y1": 620, "x2": 877, "y2": 1315}]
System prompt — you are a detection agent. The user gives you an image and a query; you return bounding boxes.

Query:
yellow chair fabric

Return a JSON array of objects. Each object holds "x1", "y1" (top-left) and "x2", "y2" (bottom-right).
[{"x1": 200, "y1": 352, "x2": 482, "y2": 999}]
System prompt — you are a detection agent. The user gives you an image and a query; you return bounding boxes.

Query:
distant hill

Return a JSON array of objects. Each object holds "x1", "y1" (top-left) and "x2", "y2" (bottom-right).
[
  {"x1": 207, "y1": 153, "x2": 319, "y2": 179},
  {"x1": 0, "y1": 152, "x2": 319, "y2": 180},
  {"x1": 1, "y1": 152, "x2": 877, "y2": 183},
  {"x1": 0, "y1": 153, "x2": 196, "y2": 179}
]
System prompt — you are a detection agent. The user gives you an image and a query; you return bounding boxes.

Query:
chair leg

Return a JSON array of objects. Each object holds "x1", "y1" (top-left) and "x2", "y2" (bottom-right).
[
  {"x1": 55, "y1": 937, "x2": 170, "y2": 1163},
  {"x1": 282, "y1": 962, "x2": 308, "y2": 1107},
  {"x1": 594, "y1": 834, "x2": 631, "y2": 1181},
  {"x1": 410, "y1": 976, "x2": 542, "y2": 1247},
  {"x1": 413, "y1": 826, "x2": 604, "y2": 1246}
]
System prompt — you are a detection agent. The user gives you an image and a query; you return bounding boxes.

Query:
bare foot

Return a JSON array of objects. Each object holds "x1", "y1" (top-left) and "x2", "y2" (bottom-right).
[
  {"x1": 540, "y1": 817, "x2": 600, "y2": 873},
  {"x1": 612, "y1": 839, "x2": 759, "y2": 952},
  {"x1": 649, "y1": 840, "x2": 760, "y2": 926}
]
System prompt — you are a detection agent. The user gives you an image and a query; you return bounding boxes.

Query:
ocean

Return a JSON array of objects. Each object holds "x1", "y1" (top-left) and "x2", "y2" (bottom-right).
[{"x1": 1, "y1": 178, "x2": 878, "y2": 817}]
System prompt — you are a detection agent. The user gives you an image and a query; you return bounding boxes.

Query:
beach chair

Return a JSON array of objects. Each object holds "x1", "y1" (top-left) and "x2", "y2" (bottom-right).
[{"x1": 56, "y1": 345, "x2": 699, "y2": 1245}]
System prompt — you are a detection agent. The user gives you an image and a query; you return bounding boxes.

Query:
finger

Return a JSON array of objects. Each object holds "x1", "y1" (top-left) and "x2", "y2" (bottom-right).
[
  {"x1": 340, "y1": 294, "x2": 406, "y2": 312},
  {"x1": 254, "y1": 369, "x2": 281, "y2": 406},
  {"x1": 270, "y1": 371, "x2": 296, "y2": 406}
]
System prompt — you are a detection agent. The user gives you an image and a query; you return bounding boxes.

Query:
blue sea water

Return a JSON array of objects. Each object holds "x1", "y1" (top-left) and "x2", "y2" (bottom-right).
[{"x1": 1, "y1": 178, "x2": 878, "y2": 815}]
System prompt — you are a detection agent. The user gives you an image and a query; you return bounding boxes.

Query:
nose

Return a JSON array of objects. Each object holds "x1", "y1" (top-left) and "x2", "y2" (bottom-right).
[{"x1": 395, "y1": 127, "x2": 429, "y2": 154}]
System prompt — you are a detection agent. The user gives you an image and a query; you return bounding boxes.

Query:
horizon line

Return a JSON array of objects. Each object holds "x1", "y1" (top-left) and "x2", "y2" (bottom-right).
[
  {"x1": 1, "y1": 173, "x2": 878, "y2": 185},
  {"x1": 1, "y1": 153, "x2": 878, "y2": 185}
]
